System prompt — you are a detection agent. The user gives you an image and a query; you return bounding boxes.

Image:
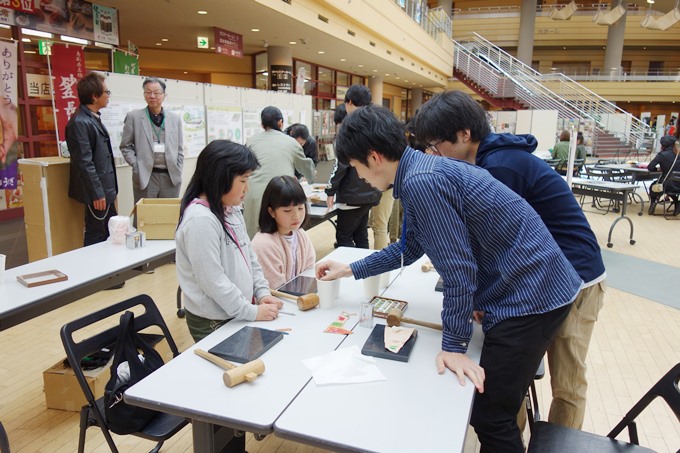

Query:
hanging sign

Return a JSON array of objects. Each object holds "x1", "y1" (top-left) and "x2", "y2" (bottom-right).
[{"x1": 51, "y1": 44, "x2": 85, "y2": 143}]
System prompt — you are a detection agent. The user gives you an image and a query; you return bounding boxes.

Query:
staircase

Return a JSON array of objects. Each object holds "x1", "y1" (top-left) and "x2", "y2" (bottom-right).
[{"x1": 452, "y1": 33, "x2": 653, "y2": 159}]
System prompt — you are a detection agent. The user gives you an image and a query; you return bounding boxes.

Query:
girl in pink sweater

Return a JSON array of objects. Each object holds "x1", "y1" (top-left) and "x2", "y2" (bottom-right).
[{"x1": 252, "y1": 176, "x2": 316, "y2": 289}]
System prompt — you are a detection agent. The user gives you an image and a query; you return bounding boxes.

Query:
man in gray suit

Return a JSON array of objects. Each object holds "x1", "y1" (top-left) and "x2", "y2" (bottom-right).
[{"x1": 120, "y1": 77, "x2": 184, "y2": 203}]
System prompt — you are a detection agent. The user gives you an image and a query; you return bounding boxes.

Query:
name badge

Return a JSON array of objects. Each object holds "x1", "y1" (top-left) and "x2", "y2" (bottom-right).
[{"x1": 153, "y1": 142, "x2": 165, "y2": 154}]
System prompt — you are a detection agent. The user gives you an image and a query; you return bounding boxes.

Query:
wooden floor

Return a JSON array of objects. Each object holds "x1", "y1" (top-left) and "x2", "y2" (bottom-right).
[{"x1": 1, "y1": 193, "x2": 679, "y2": 453}]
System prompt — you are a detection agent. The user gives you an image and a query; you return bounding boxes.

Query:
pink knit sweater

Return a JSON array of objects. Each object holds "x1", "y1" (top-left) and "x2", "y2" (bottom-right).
[{"x1": 251, "y1": 229, "x2": 316, "y2": 289}]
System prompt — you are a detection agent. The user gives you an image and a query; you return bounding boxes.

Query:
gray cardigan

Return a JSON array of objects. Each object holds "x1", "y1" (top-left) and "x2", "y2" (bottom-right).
[{"x1": 175, "y1": 202, "x2": 270, "y2": 321}]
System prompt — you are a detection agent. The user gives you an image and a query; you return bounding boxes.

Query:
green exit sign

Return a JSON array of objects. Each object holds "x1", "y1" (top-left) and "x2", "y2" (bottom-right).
[{"x1": 38, "y1": 40, "x2": 51, "y2": 55}]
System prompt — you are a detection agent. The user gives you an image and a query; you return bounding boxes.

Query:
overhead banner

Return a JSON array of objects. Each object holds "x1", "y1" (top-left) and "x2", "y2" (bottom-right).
[
  {"x1": 112, "y1": 50, "x2": 138, "y2": 75},
  {"x1": 0, "y1": 40, "x2": 19, "y2": 192},
  {"x1": 270, "y1": 65, "x2": 292, "y2": 92},
  {"x1": 214, "y1": 27, "x2": 243, "y2": 58},
  {"x1": 51, "y1": 44, "x2": 85, "y2": 143},
  {"x1": 1, "y1": 0, "x2": 35, "y2": 14},
  {"x1": 0, "y1": 1, "x2": 119, "y2": 45}
]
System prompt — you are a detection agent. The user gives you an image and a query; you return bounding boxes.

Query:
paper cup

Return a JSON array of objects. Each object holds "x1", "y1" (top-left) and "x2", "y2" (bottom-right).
[
  {"x1": 363, "y1": 275, "x2": 381, "y2": 300},
  {"x1": 317, "y1": 278, "x2": 336, "y2": 309},
  {"x1": 379, "y1": 271, "x2": 391, "y2": 289},
  {"x1": 333, "y1": 278, "x2": 341, "y2": 299}
]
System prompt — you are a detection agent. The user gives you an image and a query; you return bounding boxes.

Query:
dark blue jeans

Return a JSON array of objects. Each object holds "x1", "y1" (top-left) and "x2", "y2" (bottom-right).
[{"x1": 470, "y1": 303, "x2": 572, "y2": 453}]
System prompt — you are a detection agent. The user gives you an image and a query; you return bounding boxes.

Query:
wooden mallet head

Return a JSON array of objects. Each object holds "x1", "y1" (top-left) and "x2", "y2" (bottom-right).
[
  {"x1": 194, "y1": 349, "x2": 265, "y2": 387},
  {"x1": 386, "y1": 308, "x2": 443, "y2": 331}
]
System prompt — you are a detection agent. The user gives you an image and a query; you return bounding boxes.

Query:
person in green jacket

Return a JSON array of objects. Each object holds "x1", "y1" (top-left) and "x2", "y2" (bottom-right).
[{"x1": 551, "y1": 130, "x2": 571, "y2": 162}]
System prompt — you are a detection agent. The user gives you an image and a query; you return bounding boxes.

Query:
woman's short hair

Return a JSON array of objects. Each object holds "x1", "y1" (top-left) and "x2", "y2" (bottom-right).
[
  {"x1": 261, "y1": 106, "x2": 283, "y2": 131},
  {"x1": 179, "y1": 140, "x2": 259, "y2": 233},
  {"x1": 77, "y1": 72, "x2": 106, "y2": 105},
  {"x1": 560, "y1": 130, "x2": 570, "y2": 141},
  {"x1": 258, "y1": 175, "x2": 309, "y2": 234}
]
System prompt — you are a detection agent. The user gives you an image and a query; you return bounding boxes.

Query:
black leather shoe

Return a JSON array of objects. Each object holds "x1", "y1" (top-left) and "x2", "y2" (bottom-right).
[
  {"x1": 673, "y1": 203, "x2": 680, "y2": 216},
  {"x1": 648, "y1": 201, "x2": 657, "y2": 215}
]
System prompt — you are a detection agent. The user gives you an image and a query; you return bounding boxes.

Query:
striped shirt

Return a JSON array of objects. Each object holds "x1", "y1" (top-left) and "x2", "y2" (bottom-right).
[{"x1": 350, "y1": 147, "x2": 582, "y2": 353}]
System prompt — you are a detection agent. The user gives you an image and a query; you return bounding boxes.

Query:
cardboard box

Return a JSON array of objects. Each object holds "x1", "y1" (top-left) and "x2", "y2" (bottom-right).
[
  {"x1": 44, "y1": 336, "x2": 174, "y2": 412},
  {"x1": 44, "y1": 359, "x2": 111, "y2": 412},
  {"x1": 135, "y1": 198, "x2": 181, "y2": 240}
]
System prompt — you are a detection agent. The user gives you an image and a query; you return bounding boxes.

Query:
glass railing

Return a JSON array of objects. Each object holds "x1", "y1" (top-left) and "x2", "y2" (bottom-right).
[{"x1": 394, "y1": 0, "x2": 452, "y2": 39}]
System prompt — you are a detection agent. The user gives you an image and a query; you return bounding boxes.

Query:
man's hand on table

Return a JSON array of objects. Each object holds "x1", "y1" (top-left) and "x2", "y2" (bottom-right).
[
  {"x1": 316, "y1": 260, "x2": 353, "y2": 280},
  {"x1": 326, "y1": 194, "x2": 334, "y2": 211},
  {"x1": 436, "y1": 351, "x2": 485, "y2": 393}
]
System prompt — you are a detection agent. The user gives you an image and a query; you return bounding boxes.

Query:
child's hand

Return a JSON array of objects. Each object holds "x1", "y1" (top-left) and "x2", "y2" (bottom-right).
[
  {"x1": 256, "y1": 303, "x2": 279, "y2": 321},
  {"x1": 260, "y1": 295, "x2": 283, "y2": 309}
]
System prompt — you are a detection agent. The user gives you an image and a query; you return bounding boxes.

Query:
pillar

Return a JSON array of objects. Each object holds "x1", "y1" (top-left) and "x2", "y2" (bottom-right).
[
  {"x1": 267, "y1": 46, "x2": 293, "y2": 92},
  {"x1": 368, "y1": 76, "x2": 384, "y2": 107},
  {"x1": 517, "y1": 0, "x2": 537, "y2": 65},
  {"x1": 437, "y1": 0, "x2": 452, "y2": 17},
  {"x1": 411, "y1": 88, "x2": 423, "y2": 117},
  {"x1": 603, "y1": 4, "x2": 627, "y2": 78}
]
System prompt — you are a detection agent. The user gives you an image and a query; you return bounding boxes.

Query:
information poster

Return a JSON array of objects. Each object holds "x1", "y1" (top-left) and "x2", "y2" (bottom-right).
[
  {"x1": 242, "y1": 107, "x2": 262, "y2": 143},
  {"x1": 98, "y1": 102, "x2": 144, "y2": 158},
  {"x1": 168, "y1": 105, "x2": 206, "y2": 158},
  {"x1": 207, "y1": 106, "x2": 243, "y2": 144}
]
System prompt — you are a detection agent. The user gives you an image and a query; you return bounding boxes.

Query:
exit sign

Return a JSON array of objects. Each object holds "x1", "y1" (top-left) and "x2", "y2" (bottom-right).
[
  {"x1": 38, "y1": 40, "x2": 51, "y2": 55},
  {"x1": 197, "y1": 36, "x2": 209, "y2": 49}
]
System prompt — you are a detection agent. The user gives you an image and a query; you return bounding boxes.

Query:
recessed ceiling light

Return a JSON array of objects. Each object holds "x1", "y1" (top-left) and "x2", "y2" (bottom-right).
[
  {"x1": 162, "y1": 38, "x2": 168, "y2": 42},
  {"x1": 198, "y1": 10, "x2": 207, "y2": 14},
  {"x1": 21, "y1": 38, "x2": 30, "y2": 42},
  {"x1": 251, "y1": 28, "x2": 260, "y2": 32},
  {"x1": 358, "y1": 64, "x2": 364, "y2": 68},
  {"x1": 183, "y1": 71, "x2": 188, "y2": 74},
  {"x1": 156, "y1": 43, "x2": 162, "y2": 46},
  {"x1": 385, "y1": 73, "x2": 389, "y2": 76},
  {"x1": 372, "y1": 69, "x2": 378, "y2": 72},
  {"x1": 340, "y1": 58, "x2": 346, "y2": 62},
  {"x1": 318, "y1": 51, "x2": 324, "y2": 54},
  {"x1": 289, "y1": 41, "x2": 296, "y2": 45}
]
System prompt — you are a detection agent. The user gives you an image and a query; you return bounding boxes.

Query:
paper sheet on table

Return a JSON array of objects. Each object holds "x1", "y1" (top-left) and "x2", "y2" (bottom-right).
[{"x1": 302, "y1": 345, "x2": 386, "y2": 385}]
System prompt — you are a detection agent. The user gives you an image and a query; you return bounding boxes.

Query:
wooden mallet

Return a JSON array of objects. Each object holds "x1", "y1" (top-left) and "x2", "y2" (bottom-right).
[
  {"x1": 421, "y1": 261, "x2": 435, "y2": 272},
  {"x1": 386, "y1": 307, "x2": 443, "y2": 331},
  {"x1": 270, "y1": 289, "x2": 319, "y2": 311},
  {"x1": 194, "y1": 349, "x2": 265, "y2": 388}
]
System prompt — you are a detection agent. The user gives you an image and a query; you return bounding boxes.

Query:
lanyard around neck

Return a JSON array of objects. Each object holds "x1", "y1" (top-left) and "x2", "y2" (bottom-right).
[{"x1": 146, "y1": 108, "x2": 165, "y2": 143}]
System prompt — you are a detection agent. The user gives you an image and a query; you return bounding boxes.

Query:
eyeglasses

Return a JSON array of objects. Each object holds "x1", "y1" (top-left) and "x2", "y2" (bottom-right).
[
  {"x1": 144, "y1": 91, "x2": 165, "y2": 97},
  {"x1": 426, "y1": 140, "x2": 443, "y2": 156},
  {"x1": 103, "y1": 90, "x2": 111, "y2": 95}
]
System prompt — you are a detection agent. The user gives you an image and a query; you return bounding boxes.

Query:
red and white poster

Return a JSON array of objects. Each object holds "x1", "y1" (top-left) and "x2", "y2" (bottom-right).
[
  {"x1": 50, "y1": 44, "x2": 85, "y2": 142},
  {"x1": 0, "y1": 0, "x2": 35, "y2": 14},
  {"x1": 214, "y1": 27, "x2": 243, "y2": 58}
]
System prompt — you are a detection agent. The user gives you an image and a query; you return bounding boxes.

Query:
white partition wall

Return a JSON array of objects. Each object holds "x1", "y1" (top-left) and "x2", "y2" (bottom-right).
[
  {"x1": 516, "y1": 110, "x2": 532, "y2": 134},
  {"x1": 530, "y1": 110, "x2": 559, "y2": 153}
]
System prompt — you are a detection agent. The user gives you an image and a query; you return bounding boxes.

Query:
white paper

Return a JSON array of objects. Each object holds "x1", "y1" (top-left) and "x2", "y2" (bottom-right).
[{"x1": 302, "y1": 345, "x2": 386, "y2": 385}]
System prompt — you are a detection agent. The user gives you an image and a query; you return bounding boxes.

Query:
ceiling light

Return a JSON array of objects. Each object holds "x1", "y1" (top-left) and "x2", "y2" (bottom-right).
[
  {"x1": 251, "y1": 28, "x2": 260, "y2": 32},
  {"x1": 0, "y1": 24, "x2": 10, "y2": 29},
  {"x1": 263, "y1": 71, "x2": 269, "y2": 76},
  {"x1": 318, "y1": 51, "x2": 324, "y2": 54},
  {"x1": 24, "y1": 50, "x2": 36, "y2": 54},
  {"x1": 94, "y1": 42, "x2": 113, "y2": 49},
  {"x1": 385, "y1": 73, "x2": 389, "y2": 76},
  {"x1": 358, "y1": 64, "x2": 364, "y2": 68},
  {"x1": 372, "y1": 69, "x2": 378, "y2": 72},
  {"x1": 21, "y1": 38, "x2": 30, "y2": 42},
  {"x1": 197, "y1": 10, "x2": 208, "y2": 14},
  {"x1": 162, "y1": 38, "x2": 168, "y2": 42},
  {"x1": 340, "y1": 58, "x2": 346, "y2": 62},
  {"x1": 22, "y1": 28, "x2": 53, "y2": 38},
  {"x1": 156, "y1": 42, "x2": 162, "y2": 46},
  {"x1": 183, "y1": 71, "x2": 188, "y2": 74},
  {"x1": 61, "y1": 35, "x2": 89, "y2": 45},
  {"x1": 289, "y1": 41, "x2": 296, "y2": 45}
]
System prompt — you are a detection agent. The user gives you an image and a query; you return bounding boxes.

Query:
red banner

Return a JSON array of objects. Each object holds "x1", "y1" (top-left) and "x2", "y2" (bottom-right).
[
  {"x1": 214, "y1": 27, "x2": 243, "y2": 58},
  {"x1": 51, "y1": 44, "x2": 84, "y2": 142},
  {"x1": 0, "y1": 0, "x2": 35, "y2": 14}
]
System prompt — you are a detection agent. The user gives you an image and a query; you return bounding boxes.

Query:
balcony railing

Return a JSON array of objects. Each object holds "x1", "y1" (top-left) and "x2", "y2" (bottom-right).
[{"x1": 393, "y1": 0, "x2": 452, "y2": 39}]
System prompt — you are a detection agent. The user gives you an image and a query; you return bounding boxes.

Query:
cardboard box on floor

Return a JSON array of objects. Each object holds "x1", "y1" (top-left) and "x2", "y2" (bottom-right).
[
  {"x1": 134, "y1": 198, "x2": 181, "y2": 240},
  {"x1": 44, "y1": 337, "x2": 173, "y2": 412}
]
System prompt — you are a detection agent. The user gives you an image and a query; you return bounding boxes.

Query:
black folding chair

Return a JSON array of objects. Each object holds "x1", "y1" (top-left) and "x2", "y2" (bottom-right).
[
  {"x1": 60, "y1": 294, "x2": 189, "y2": 453},
  {"x1": 528, "y1": 362, "x2": 680, "y2": 453},
  {"x1": 0, "y1": 421, "x2": 10, "y2": 453},
  {"x1": 525, "y1": 359, "x2": 545, "y2": 433}
]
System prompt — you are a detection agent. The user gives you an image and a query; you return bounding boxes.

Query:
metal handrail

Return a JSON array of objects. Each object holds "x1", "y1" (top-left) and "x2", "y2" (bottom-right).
[{"x1": 453, "y1": 33, "x2": 652, "y2": 148}]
